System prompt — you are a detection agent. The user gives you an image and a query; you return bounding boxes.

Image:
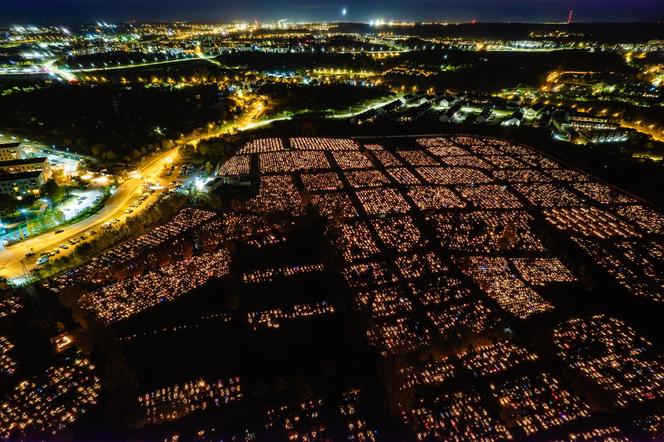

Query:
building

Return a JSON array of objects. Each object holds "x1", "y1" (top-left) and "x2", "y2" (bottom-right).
[
  {"x1": 404, "y1": 93, "x2": 427, "y2": 106},
  {"x1": 399, "y1": 103, "x2": 431, "y2": 123},
  {"x1": 0, "y1": 170, "x2": 46, "y2": 197},
  {"x1": 437, "y1": 94, "x2": 461, "y2": 108},
  {"x1": 205, "y1": 175, "x2": 252, "y2": 192},
  {"x1": 577, "y1": 129, "x2": 632, "y2": 144},
  {"x1": 521, "y1": 103, "x2": 547, "y2": 120},
  {"x1": 0, "y1": 142, "x2": 25, "y2": 161},
  {"x1": 0, "y1": 142, "x2": 51, "y2": 197},
  {"x1": 502, "y1": 110, "x2": 524, "y2": 127},
  {"x1": 439, "y1": 102, "x2": 464, "y2": 123},
  {"x1": 550, "y1": 113, "x2": 628, "y2": 143},
  {"x1": 351, "y1": 109, "x2": 378, "y2": 125},
  {"x1": 377, "y1": 99, "x2": 404, "y2": 115},
  {"x1": 567, "y1": 115, "x2": 620, "y2": 131},
  {"x1": 476, "y1": 105, "x2": 495, "y2": 124},
  {"x1": 0, "y1": 157, "x2": 50, "y2": 178}
]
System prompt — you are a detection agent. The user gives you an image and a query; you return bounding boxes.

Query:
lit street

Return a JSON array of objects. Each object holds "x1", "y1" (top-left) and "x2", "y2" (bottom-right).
[{"x1": 0, "y1": 147, "x2": 178, "y2": 282}]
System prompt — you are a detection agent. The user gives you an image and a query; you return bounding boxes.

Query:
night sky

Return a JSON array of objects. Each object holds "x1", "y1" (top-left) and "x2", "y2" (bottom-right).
[{"x1": 3, "y1": 0, "x2": 663, "y2": 24}]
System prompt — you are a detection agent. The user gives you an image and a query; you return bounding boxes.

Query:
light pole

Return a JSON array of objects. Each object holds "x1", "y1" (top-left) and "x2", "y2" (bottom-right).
[{"x1": 18, "y1": 208, "x2": 29, "y2": 238}]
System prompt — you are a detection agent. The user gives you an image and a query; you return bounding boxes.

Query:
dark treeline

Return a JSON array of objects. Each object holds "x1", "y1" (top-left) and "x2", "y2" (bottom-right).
[{"x1": 0, "y1": 83, "x2": 238, "y2": 161}]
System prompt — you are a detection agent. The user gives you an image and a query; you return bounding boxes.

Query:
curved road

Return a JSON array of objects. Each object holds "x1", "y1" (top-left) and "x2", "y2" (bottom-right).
[
  {"x1": 0, "y1": 95, "x2": 398, "y2": 282},
  {"x1": 0, "y1": 148, "x2": 178, "y2": 281},
  {"x1": 0, "y1": 99, "x2": 265, "y2": 282},
  {"x1": 0, "y1": 99, "x2": 269, "y2": 282}
]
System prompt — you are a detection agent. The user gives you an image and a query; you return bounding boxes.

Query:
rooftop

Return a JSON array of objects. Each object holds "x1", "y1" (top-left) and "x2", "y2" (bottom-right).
[
  {"x1": 0, "y1": 170, "x2": 43, "y2": 181},
  {"x1": 0, "y1": 142, "x2": 22, "y2": 149},
  {"x1": 0, "y1": 157, "x2": 47, "y2": 167}
]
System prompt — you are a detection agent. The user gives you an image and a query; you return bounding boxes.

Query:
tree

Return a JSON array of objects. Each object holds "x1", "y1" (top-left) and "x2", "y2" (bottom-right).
[
  {"x1": 0, "y1": 194, "x2": 20, "y2": 216},
  {"x1": 42, "y1": 180, "x2": 67, "y2": 203},
  {"x1": 90, "y1": 143, "x2": 107, "y2": 157},
  {"x1": 204, "y1": 161, "x2": 213, "y2": 174},
  {"x1": 53, "y1": 209, "x2": 66, "y2": 224}
]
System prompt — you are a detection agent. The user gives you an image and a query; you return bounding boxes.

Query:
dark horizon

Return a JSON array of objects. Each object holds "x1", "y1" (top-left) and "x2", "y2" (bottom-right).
[{"x1": 3, "y1": 0, "x2": 663, "y2": 26}]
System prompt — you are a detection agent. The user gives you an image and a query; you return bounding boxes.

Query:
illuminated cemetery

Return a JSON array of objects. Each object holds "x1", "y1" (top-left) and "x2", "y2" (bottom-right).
[{"x1": 34, "y1": 135, "x2": 664, "y2": 439}]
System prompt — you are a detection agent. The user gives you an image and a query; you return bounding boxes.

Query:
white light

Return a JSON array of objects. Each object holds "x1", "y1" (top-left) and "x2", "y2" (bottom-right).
[
  {"x1": 194, "y1": 178, "x2": 207, "y2": 191},
  {"x1": 342, "y1": 7, "x2": 347, "y2": 16}
]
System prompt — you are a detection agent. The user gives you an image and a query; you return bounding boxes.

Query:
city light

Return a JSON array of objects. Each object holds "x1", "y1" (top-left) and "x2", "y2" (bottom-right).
[
  {"x1": 93, "y1": 176, "x2": 109, "y2": 185},
  {"x1": 0, "y1": 11, "x2": 663, "y2": 441}
]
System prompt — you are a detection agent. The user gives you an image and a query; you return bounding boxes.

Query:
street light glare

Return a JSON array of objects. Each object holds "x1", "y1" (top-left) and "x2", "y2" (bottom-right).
[{"x1": 194, "y1": 177, "x2": 208, "y2": 191}]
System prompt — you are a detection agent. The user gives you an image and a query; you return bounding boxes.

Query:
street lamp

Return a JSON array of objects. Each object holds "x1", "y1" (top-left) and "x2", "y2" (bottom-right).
[{"x1": 18, "y1": 209, "x2": 29, "y2": 237}]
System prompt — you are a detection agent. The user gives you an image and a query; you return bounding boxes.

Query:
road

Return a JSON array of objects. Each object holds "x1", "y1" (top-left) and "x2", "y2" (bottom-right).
[
  {"x1": 43, "y1": 59, "x2": 76, "y2": 82},
  {"x1": 330, "y1": 95, "x2": 404, "y2": 119},
  {"x1": 186, "y1": 98, "x2": 271, "y2": 145},
  {"x1": 1, "y1": 55, "x2": 222, "y2": 78},
  {"x1": 0, "y1": 95, "x2": 405, "y2": 282},
  {"x1": 0, "y1": 98, "x2": 265, "y2": 282},
  {"x1": 69, "y1": 55, "x2": 220, "y2": 73},
  {"x1": 620, "y1": 120, "x2": 664, "y2": 143},
  {"x1": 0, "y1": 148, "x2": 178, "y2": 282}
]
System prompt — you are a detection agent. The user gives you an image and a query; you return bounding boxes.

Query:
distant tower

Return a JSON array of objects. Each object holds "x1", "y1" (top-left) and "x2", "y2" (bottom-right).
[{"x1": 567, "y1": 9, "x2": 574, "y2": 24}]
